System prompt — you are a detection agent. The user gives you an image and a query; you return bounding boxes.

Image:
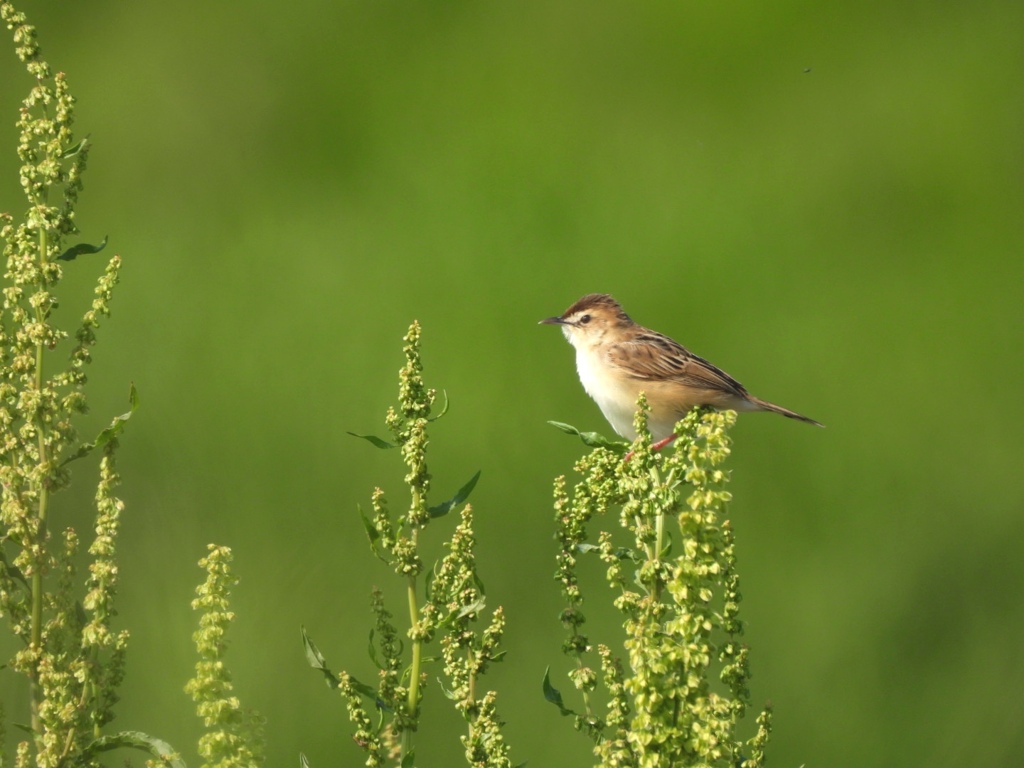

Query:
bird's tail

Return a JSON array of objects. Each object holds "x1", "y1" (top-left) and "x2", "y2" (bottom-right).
[{"x1": 748, "y1": 396, "x2": 824, "y2": 427}]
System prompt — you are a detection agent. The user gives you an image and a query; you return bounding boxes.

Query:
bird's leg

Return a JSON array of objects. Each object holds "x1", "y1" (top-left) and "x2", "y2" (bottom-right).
[
  {"x1": 651, "y1": 433, "x2": 678, "y2": 452},
  {"x1": 623, "y1": 433, "x2": 678, "y2": 462}
]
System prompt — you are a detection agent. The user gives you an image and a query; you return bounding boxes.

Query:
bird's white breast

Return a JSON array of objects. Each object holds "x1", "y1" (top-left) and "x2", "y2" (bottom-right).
[{"x1": 574, "y1": 344, "x2": 640, "y2": 440}]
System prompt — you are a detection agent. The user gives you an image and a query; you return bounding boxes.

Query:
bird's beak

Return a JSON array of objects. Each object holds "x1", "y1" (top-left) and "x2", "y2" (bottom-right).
[{"x1": 539, "y1": 316, "x2": 567, "y2": 326}]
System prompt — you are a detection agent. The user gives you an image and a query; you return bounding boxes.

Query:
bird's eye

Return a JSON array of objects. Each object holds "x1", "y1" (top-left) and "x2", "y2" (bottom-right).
[{"x1": 579, "y1": 314, "x2": 591, "y2": 325}]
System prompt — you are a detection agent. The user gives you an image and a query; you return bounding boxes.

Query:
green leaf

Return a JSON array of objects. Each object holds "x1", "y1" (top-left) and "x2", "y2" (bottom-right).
[
  {"x1": 61, "y1": 383, "x2": 138, "y2": 467},
  {"x1": 456, "y1": 596, "x2": 487, "y2": 619},
  {"x1": 359, "y1": 505, "x2": 379, "y2": 545},
  {"x1": 61, "y1": 135, "x2": 89, "y2": 158},
  {"x1": 472, "y1": 571, "x2": 487, "y2": 596},
  {"x1": 542, "y1": 667, "x2": 576, "y2": 716},
  {"x1": 347, "y1": 431, "x2": 398, "y2": 449},
  {"x1": 358, "y1": 504, "x2": 388, "y2": 563},
  {"x1": 660, "y1": 531, "x2": 673, "y2": 558},
  {"x1": 367, "y1": 629, "x2": 383, "y2": 670},
  {"x1": 302, "y1": 626, "x2": 328, "y2": 668},
  {"x1": 300, "y1": 753, "x2": 311, "y2": 768},
  {"x1": 428, "y1": 470, "x2": 481, "y2": 518},
  {"x1": 424, "y1": 567, "x2": 435, "y2": 601},
  {"x1": 351, "y1": 675, "x2": 379, "y2": 700},
  {"x1": 578, "y1": 542, "x2": 635, "y2": 560},
  {"x1": 547, "y1": 421, "x2": 627, "y2": 450},
  {"x1": 82, "y1": 731, "x2": 185, "y2": 768},
  {"x1": 302, "y1": 634, "x2": 378, "y2": 698},
  {"x1": 401, "y1": 750, "x2": 416, "y2": 768},
  {"x1": 57, "y1": 235, "x2": 108, "y2": 262},
  {"x1": 301, "y1": 626, "x2": 338, "y2": 689},
  {"x1": 0, "y1": 548, "x2": 29, "y2": 589},
  {"x1": 428, "y1": 389, "x2": 450, "y2": 422}
]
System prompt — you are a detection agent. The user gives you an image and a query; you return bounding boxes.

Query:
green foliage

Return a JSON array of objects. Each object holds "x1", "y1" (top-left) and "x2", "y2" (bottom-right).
[
  {"x1": 185, "y1": 545, "x2": 266, "y2": 768},
  {"x1": 0, "y1": 4, "x2": 131, "y2": 766},
  {"x1": 0, "y1": 6, "x2": 184, "y2": 766},
  {"x1": 551, "y1": 397, "x2": 772, "y2": 767},
  {"x1": 305, "y1": 322, "x2": 512, "y2": 768}
]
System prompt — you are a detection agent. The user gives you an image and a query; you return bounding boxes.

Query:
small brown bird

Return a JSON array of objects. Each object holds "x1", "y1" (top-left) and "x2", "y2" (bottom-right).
[{"x1": 541, "y1": 293, "x2": 822, "y2": 449}]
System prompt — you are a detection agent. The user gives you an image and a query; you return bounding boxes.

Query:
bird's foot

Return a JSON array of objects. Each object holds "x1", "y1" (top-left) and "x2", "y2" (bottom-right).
[{"x1": 624, "y1": 433, "x2": 678, "y2": 462}]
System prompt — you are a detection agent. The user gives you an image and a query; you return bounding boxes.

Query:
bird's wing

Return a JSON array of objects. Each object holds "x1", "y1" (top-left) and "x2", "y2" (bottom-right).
[{"x1": 608, "y1": 330, "x2": 750, "y2": 397}]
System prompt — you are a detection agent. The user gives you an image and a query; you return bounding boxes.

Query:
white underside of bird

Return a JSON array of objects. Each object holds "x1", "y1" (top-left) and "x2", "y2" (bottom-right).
[{"x1": 574, "y1": 345, "x2": 650, "y2": 439}]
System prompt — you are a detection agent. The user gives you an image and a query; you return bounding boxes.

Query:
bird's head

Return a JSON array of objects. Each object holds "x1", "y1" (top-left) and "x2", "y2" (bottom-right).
[{"x1": 540, "y1": 293, "x2": 634, "y2": 349}]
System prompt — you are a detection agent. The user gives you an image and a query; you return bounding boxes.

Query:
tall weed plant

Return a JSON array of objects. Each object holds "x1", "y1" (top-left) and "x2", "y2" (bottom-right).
[
  {"x1": 2, "y1": 6, "x2": 780, "y2": 767},
  {"x1": 0, "y1": 6, "x2": 264, "y2": 767}
]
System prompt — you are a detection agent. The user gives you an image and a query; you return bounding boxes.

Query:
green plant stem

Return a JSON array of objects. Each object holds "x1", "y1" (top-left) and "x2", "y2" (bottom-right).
[
  {"x1": 404, "y1": 524, "x2": 423, "y2": 761},
  {"x1": 59, "y1": 679, "x2": 93, "y2": 762},
  {"x1": 29, "y1": 222, "x2": 50, "y2": 735},
  {"x1": 573, "y1": 653, "x2": 594, "y2": 720},
  {"x1": 466, "y1": 652, "x2": 478, "y2": 745},
  {"x1": 406, "y1": 574, "x2": 422, "y2": 711},
  {"x1": 652, "y1": 465, "x2": 666, "y2": 600}
]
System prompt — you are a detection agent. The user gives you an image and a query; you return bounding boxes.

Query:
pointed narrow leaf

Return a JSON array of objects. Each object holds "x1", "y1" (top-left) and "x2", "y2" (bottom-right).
[
  {"x1": 300, "y1": 753, "x2": 311, "y2": 768},
  {"x1": 358, "y1": 505, "x2": 388, "y2": 563},
  {"x1": 61, "y1": 383, "x2": 138, "y2": 467},
  {"x1": 350, "y1": 675, "x2": 377, "y2": 699},
  {"x1": 347, "y1": 431, "x2": 397, "y2": 449},
  {"x1": 542, "y1": 667, "x2": 575, "y2": 716},
  {"x1": 401, "y1": 750, "x2": 416, "y2": 768},
  {"x1": 424, "y1": 568, "x2": 434, "y2": 601},
  {"x1": 437, "y1": 678, "x2": 459, "y2": 700},
  {"x1": 428, "y1": 389, "x2": 450, "y2": 422},
  {"x1": 0, "y1": 548, "x2": 29, "y2": 589},
  {"x1": 428, "y1": 470, "x2": 481, "y2": 518},
  {"x1": 368, "y1": 629, "x2": 383, "y2": 670},
  {"x1": 302, "y1": 626, "x2": 328, "y2": 668},
  {"x1": 578, "y1": 542, "x2": 635, "y2": 560},
  {"x1": 82, "y1": 731, "x2": 185, "y2": 768},
  {"x1": 61, "y1": 135, "x2": 89, "y2": 158},
  {"x1": 57, "y1": 235, "x2": 108, "y2": 262},
  {"x1": 547, "y1": 421, "x2": 626, "y2": 449},
  {"x1": 472, "y1": 571, "x2": 487, "y2": 596},
  {"x1": 660, "y1": 532, "x2": 673, "y2": 558},
  {"x1": 358, "y1": 504, "x2": 379, "y2": 546},
  {"x1": 301, "y1": 627, "x2": 339, "y2": 689},
  {"x1": 456, "y1": 596, "x2": 486, "y2": 619}
]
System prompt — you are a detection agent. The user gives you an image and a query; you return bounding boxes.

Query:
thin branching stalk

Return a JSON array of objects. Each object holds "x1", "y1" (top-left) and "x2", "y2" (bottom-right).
[
  {"x1": 0, "y1": 6, "x2": 180, "y2": 767},
  {"x1": 551, "y1": 396, "x2": 773, "y2": 767},
  {"x1": 305, "y1": 322, "x2": 511, "y2": 767}
]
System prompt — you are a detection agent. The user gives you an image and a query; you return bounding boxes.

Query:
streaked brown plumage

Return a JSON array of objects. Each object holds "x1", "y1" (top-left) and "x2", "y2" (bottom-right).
[{"x1": 541, "y1": 293, "x2": 822, "y2": 443}]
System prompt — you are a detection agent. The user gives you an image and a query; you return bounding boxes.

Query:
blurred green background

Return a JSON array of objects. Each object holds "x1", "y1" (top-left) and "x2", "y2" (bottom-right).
[{"x1": 3, "y1": 1, "x2": 1023, "y2": 765}]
